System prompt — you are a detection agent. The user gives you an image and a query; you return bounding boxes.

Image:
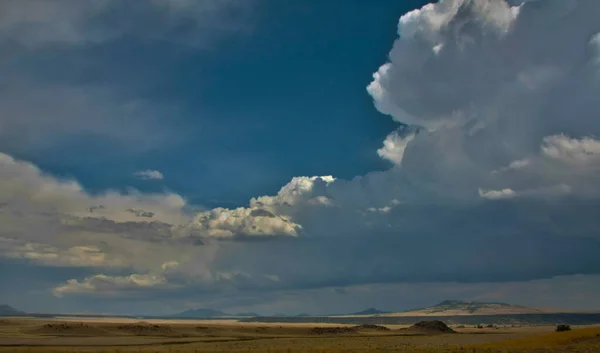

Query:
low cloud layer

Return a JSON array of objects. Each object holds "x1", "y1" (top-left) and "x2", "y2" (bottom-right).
[{"x1": 2, "y1": 0, "x2": 600, "y2": 313}]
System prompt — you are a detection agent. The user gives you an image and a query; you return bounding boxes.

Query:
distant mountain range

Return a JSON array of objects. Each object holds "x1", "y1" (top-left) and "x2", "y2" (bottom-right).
[
  {"x1": 389, "y1": 300, "x2": 548, "y2": 317},
  {"x1": 0, "y1": 300, "x2": 570, "y2": 320},
  {"x1": 0, "y1": 304, "x2": 25, "y2": 316},
  {"x1": 172, "y1": 301, "x2": 544, "y2": 319},
  {"x1": 171, "y1": 308, "x2": 260, "y2": 318},
  {"x1": 348, "y1": 308, "x2": 389, "y2": 316}
]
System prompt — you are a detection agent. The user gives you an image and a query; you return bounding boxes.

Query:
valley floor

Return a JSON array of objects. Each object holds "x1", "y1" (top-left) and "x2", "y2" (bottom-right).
[{"x1": 0, "y1": 317, "x2": 599, "y2": 352}]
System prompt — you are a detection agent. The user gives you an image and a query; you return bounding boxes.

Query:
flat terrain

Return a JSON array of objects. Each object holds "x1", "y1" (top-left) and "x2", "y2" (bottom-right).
[{"x1": 0, "y1": 317, "x2": 599, "y2": 352}]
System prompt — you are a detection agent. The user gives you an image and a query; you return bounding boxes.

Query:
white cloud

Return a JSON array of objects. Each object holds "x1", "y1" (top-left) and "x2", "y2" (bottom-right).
[
  {"x1": 134, "y1": 170, "x2": 165, "y2": 181},
  {"x1": 542, "y1": 134, "x2": 600, "y2": 165},
  {"x1": 0, "y1": 152, "x2": 187, "y2": 225},
  {"x1": 180, "y1": 206, "x2": 301, "y2": 238},
  {"x1": 250, "y1": 176, "x2": 336, "y2": 209},
  {"x1": 0, "y1": 240, "x2": 122, "y2": 268},
  {"x1": 53, "y1": 273, "x2": 168, "y2": 297},
  {"x1": 377, "y1": 130, "x2": 415, "y2": 165},
  {"x1": 478, "y1": 188, "x2": 516, "y2": 200},
  {"x1": 0, "y1": 151, "x2": 307, "y2": 286}
]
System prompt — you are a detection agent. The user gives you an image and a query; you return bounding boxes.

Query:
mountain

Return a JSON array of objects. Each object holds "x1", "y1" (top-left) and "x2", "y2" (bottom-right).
[
  {"x1": 0, "y1": 304, "x2": 25, "y2": 316},
  {"x1": 390, "y1": 300, "x2": 548, "y2": 317},
  {"x1": 172, "y1": 308, "x2": 229, "y2": 318},
  {"x1": 349, "y1": 308, "x2": 389, "y2": 316}
]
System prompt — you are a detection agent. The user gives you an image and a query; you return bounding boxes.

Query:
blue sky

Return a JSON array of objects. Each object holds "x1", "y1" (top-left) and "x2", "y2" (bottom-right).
[
  {"x1": 5, "y1": 0, "x2": 413, "y2": 207},
  {"x1": 1, "y1": 0, "x2": 600, "y2": 316}
]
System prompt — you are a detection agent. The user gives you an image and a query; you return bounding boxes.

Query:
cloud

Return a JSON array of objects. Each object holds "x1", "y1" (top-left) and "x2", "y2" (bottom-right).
[
  {"x1": 478, "y1": 188, "x2": 516, "y2": 200},
  {"x1": 179, "y1": 206, "x2": 301, "y2": 238},
  {"x1": 53, "y1": 273, "x2": 169, "y2": 297},
  {"x1": 0, "y1": 152, "x2": 187, "y2": 225},
  {"x1": 0, "y1": 0, "x2": 253, "y2": 48},
  {"x1": 541, "y1": 134, "x2": 600, "y2": 165},
  {"x1": 377, "y1": 128, "x2": 415, "y2": 165},
  {"x1": 0, "y1": 239, "x2": 121, "y2": 268},
  {"x1": 134, "y1": 170, "x2": 165, "y2": 181},
  {"x1": 0, "y1": 150, "x2": 306, "y2": 291}
]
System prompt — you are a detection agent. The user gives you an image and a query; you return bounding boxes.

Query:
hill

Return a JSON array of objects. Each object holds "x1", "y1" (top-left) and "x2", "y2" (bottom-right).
[
  {"x1": 389, "y1": 300, "x2": 548, "y2": 316},
  {"x1": 349, "y1": 308, "x2": 389, "y2": 316},
  {"x1": 0, "y1": 304, "x2": 25, "y2": 316},
  {"x1": 171, "y1": 308, "x2": 229, "y2": 318}
]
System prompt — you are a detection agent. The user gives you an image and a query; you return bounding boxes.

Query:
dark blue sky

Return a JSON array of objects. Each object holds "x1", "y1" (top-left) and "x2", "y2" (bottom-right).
[{"x1": 14, "y1": 0, "x2": 427, "y2": 208}]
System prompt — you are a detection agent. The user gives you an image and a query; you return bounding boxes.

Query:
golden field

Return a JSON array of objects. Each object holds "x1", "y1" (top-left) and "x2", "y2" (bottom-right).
[{"x1": 0, "y1": 317, "x2": 598, "y2": 353}]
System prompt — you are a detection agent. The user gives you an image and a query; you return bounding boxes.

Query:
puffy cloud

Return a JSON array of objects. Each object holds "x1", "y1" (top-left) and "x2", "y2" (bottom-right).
[
  {"x1": 0, "y1": 239, "x2": 120, "y2": 268},
  {"x1": 133, "y1": 170, "x2": 165, "y2": 181},
  {"x1": 250, "y1": 176, "x2": 336, "y2": 209},
  {"x1": 180, "y1": 206, "x2": 301, "y2": 238},
  {"x1": 478, "y1": 188, "x2": 516, "y2": 200},
  {"x1": 0, "y1": 150, "x2": 310, "y2": 294},
  {"x1": 0, "y1": 152, "x2": 218, "y2": 283},
  {"x1": 377, "y1": 129, "x2": 415, "y2": 165},
  {"x1": 366, "y1": 0, "x2": 600, "y2": 199},
  {"x1": 0, "y1": 152, "x2": 187, "y2": 225},
  {"x1": 367, "y1": 0, "x2": 519, "y2": 129},
  {"x1": 53, "y1": 273, "x2": 168, "y2": 297},
  {"x1": 541, "y1": 134, "x2": 600, "y2": 165}
]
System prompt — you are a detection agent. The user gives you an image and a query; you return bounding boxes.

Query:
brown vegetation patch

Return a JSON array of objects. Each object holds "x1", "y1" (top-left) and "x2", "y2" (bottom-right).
[
  {"x1": 309, "y1": 324, "x2": 390, "y2": 335},
  {"x1": 117, "y1": 322, "x2": 173, "y2": 335},
  {"x1": 29, "y1": 322, "x2": 108, "y2": 336},
  {"x1": 404, "y1": 320, "x2": 456, "y2": 334},
  {"x1": 309, "y1": 326, "x2": 357, "y2": 335},
  {"x1": 353, "y1": 324, "x2": 390, "y2": 331}
]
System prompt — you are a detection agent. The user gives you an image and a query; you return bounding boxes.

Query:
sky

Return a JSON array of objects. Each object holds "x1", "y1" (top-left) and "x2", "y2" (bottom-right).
[{"x1": 1, "y1": 0, "x2": 600, "y2": 316}]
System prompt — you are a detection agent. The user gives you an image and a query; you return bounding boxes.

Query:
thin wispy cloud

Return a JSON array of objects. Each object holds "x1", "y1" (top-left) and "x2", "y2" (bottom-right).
[{"x1": 134, "y1": 170, "x2": 165, "y2": 181}]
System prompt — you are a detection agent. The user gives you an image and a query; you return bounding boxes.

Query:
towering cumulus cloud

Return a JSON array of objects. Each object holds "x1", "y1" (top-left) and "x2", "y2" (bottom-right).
[{"x1": 2, "y1": 0, "x2": 600, "y2": 310}]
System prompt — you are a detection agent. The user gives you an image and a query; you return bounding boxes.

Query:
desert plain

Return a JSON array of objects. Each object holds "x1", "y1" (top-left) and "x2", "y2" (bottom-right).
[{"x1": 1, "y1": 316, "x2": 599, "y2": 353}]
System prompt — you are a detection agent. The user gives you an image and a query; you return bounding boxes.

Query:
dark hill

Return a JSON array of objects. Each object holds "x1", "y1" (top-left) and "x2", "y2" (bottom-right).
[
  {"x1": 350, "y1": 308, "x2": 389, "y2": 315},
  {"x1": 0, "y1": 305, "x2": 25, "y2": 316},
  {"x1": 408, "y1": 320, "x2": 455, "y2": 333}
]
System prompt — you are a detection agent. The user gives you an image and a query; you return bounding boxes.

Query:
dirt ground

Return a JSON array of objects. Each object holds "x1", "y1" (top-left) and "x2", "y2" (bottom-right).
[{"x1": 0, "y1": 317, "x2": 598, "y2": 352}]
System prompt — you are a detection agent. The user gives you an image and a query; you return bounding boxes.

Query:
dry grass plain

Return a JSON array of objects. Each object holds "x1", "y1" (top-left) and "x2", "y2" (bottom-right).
[{"x1": 0, "y1": 317, "x2": 599, "y2": 353}]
